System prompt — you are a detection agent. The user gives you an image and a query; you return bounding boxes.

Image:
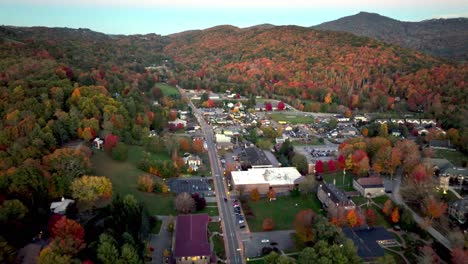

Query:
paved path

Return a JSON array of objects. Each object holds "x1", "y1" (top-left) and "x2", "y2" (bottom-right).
[
  {"x1": 390, "y1": 169, "x2": 452, "y2": 251},
  {"x1": 148, "y1": 216, "x2": 172, "y2": 264}
]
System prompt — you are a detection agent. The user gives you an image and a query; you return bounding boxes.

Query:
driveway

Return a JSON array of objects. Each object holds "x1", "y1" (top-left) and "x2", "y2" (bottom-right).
[
  {"x1": 240, "y1": 230, "x2": 295, "y2": 258},
  {"x1": 148, "y1": 216, "x2": 172, "y2": 264}
]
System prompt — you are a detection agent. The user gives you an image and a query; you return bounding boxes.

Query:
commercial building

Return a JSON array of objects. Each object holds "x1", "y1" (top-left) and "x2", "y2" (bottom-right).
[{"x1": 231, "y1": 167, "x2": 303, "y2": 195}]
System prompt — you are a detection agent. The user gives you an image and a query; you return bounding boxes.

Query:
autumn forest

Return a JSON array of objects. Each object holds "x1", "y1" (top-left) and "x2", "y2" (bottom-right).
[{"x1": 0, "y1": 23, "x2": 467, "y2": 263}]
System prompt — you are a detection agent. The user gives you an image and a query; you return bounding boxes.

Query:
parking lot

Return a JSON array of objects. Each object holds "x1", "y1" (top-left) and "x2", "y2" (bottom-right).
[
  {"x1": 294, "y1": 145, "x2": 338, "y2": 162},
  {"x1": 167, "y1": 177, "x2": 214, "y2": 196},
  {"x1": 240, "y1": 230, "x2": 295, "y2": 258}
]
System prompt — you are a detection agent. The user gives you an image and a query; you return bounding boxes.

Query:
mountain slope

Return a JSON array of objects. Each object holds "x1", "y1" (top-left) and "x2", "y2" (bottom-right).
[{"x1": 313, "y1": 12, "x2": 468, "y2": 61}]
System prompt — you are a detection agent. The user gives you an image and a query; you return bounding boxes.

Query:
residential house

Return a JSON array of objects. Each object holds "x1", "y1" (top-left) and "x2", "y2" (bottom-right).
[
  {"x1": 353, "y1": 177, "x2": 385, "y2": 198},
  {"x1": 429, "y1": 139, "x2": 454, "y2": 150},
  {"x1": 343, "y1": 227, "x2": 398, "y2": 261},
  {"x1": 405, "y1": 118, "x2": 420, "y2": 125},
  {"x1": 92, "y1": 137, "x2": 103, "y2": 149},
  {"x1": 317, "y1": 183, "x2": 355, "y2": 217},
  {"x1": 172, "y1": 214, "x2": 213, "y2": 264},
  {"x1": 421, "y1": 119, "x2": 437, "y2": 126},
  {"x1": 390, "y1": 118, "x2": 405, "y2": 125},
  {"x1": 50, "y1": 197, "x2": 75, "y2": 214},
  {"x1": 448, "y1": 198, "x2": 468, "y2": 224},
  {"x1": 184, "y1": 155, "x2": 203, "y2": 172},
  {"x1": 353, "y1": 115, "x2": 369, "y2": 123}
]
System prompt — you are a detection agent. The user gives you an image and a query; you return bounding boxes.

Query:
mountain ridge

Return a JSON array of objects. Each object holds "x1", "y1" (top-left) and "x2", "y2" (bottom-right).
[{"x1": 313, "y1": 12, "x2": 468, "y2": 61}]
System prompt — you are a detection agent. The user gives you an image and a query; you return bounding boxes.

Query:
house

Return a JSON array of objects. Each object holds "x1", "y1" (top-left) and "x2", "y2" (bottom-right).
[
  {"x1": 391, "y1": 129, "x2": 401, "y2": 137},
  {"x1": 231, "y1": 167, "x2": 303, "y2": 195},
  {"x1": 421, "y1": 119, "x2": 437, "y2": 126},
  {"x1": 405, "y1": 118, "x2": 420, "y2": 125},
  {"x1": 50, "y1": 197, "x2": 75, "y2": 214},
  {"x1": 353, "y1": 177, "x2": 385, "y2": 198},
  {"x1": 184, "y1": 155, "x2": 203, "y2": 171},
  {"x1": 390, "y1": 119, "x2": 405, "y2": 125},
  {"x1": 317, "y1": 183, "x2": 355, "y2": 217},
  {"x1": 448, "y1": 198, "x2": 468, "y2": 224},
  {"x1": 429, "y1": 139, "x2": 454, "y2": 150},
  {"x1": 239, "y1": 147, "x2": 273, "y2": 169},
  {"x1": 374, "y1": 119, "x2": 388, "y2": 124},
  {"x1": 172, "y1": 214, "x2": 213, "y2": 264},
  {"x1": 354, "y1": 115, "x2": 368, "y2": 123},
  {"x1": 93, "y1": 137, "x2": 104, "y2": 149},
  {"x1": 343, "y1": 227, "x2": 398, "y2": 261},
  {"x1": 216, "y1": 142, "x2": 234, "y2": 151}
]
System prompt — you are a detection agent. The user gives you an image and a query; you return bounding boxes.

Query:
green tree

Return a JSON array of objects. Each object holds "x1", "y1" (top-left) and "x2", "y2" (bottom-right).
[
  {"x1": 292, "y1": 153, "x2": 308, "y2": 174},
  {"x1": 97, "y1": 233, "x2": 119, "y2": 264},
  {"x1": 264, "y1": 251, "x2": 280, "y2": 264},
  {"x1": 118, "y1": 243, "x2": 141, "y2": 264},
  {"x1": 112, "y1": 142, "x2": 129, "y2": 161},
  {"x1": 0, "y1": 199, "x2": 28, "y2": 222},
  {"x1": 38, "y1": 247, "x2": 72, "y2": 264}
]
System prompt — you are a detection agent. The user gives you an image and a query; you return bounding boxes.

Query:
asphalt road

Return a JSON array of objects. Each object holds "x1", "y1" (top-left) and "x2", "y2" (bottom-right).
[{"x1": 179, "y1": 87, "x2": 244, "y2": 264}]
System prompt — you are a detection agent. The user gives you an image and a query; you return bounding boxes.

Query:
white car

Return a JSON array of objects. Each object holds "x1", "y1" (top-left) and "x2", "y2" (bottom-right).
[{"x1": 261, "y1": 239, "x2": 270, "y2": 243}]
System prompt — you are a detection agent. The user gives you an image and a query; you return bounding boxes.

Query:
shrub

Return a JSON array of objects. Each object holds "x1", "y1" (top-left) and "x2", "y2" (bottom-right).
[
  {"x1": 137, "y1": 175, "x2": 154, "y2": 193},
  {"x1": 262, "y1": 218, "x2": 274, "y2": 231},
  {"x1": 111, "y1": 142, "x2": 128, "y2": 161}
]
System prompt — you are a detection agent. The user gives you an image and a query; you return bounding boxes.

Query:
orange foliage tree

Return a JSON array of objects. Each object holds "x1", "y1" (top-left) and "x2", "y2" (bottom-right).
[
  {"x1": 250, "y1": 188, "x2": 260, "y2": 201},
  {"x1": 294, "y1": 209, "x2": 316, "y2": 243},
  {"x1": 391, "y1": 208, "x2": 400, "y2": 223},
  {"x1": 382, "y1": 199, "x2": 393, "y2": 216},
  {"x1": 137, "y1": 175, "x2": 154, "y2": 193},
  {"x1": 424, "y1": 196, "x2": 448, "y2": 222},
  {"x1": 262, "y1": 218, "x2": 275, "y2": 231}
]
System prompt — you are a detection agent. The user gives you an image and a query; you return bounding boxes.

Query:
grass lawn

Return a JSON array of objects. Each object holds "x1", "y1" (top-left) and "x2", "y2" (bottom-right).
[
  {"x1": 351, "y1": 196, "x2": 367, "y2": 206},
  {"x1": 91, "y1": 148, "x2": 176, "y2": 215},
  {"x1": 291, "y1": 136, "x2": 324, "y2": 146},
  {"x1": 371, "y1": 205, "x2": 391, "y2": 228},
  {"x1": 150, "y1": 218, "x2": 162, "y2": 234},
  {"x1": 372, "y1": 196, "x2": 389, "y2": 206},
  {"x1": 323, "y1": 171, "x2": 354, "y2": 191},
  {"x1": 208, "y1": 222, "x2": 222, "y2": 233},
  {"x1": 126, "y1": 145, "x2": 170, "y2": 166},
  {"x1": 268, "y1": 113, "x2": 315, "y2": 125},
  {"x1": 199, "y1": 205, "x2": 219, "y2": 217},
  {"x1": 435, "y1": 149, "x2": 468, "y2": 167},
  {"x1": 213, "y1": 234, "x2": 226, "y2": 259},
  {"x1": 155, "y1": 83, "x2": 180, "y2": 97},
  {"x1": 384, "y1": 251, "x2": 406, "y2": 264},
  {"x1": 246, "y1": 195, "x2": 324, "y2": 232}
]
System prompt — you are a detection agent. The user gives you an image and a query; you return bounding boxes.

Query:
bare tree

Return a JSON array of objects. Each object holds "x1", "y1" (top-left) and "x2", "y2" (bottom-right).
[{"x1": 175, "y1": 192, "x2": 195, "y2": 214}]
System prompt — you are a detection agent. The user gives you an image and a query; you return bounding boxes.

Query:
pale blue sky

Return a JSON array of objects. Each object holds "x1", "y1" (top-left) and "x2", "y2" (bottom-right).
[{"x1": 1, "y1": 0, "x2": 467, "y2": 35}]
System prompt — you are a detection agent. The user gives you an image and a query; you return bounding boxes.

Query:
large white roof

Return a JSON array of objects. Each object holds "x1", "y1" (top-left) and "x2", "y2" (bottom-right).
[{"x1": 232, "y1": 167, "x2": 302, "y2": 186}]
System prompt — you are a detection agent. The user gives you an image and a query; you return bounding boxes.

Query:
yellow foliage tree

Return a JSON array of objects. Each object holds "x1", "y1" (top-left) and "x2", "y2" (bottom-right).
[{"x1": 250, "y1": 188, "x2": 260, "y2": 201}]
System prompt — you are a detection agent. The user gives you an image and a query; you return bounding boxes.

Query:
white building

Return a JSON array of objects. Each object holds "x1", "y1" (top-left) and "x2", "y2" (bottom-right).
[
  {"x1": 231, "y1": 167, "x2": 303, "y2": 195},
  {"x1": 215, "y1": 134, "x2": 231, "y2": 143}
]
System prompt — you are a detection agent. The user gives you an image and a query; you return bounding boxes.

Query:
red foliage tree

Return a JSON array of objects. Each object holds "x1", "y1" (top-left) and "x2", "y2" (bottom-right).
[
  {"x1": 366, "y1": 208, "x2": 377, "y2": 226},
  {"x1": 48, "y1": 214, "x2": 65, "y2": 235},
  {"x1": 315, "y1": 160, "x2": 324, "y2": 174},
  {"x1": 104, "y1": 133, "x2": 118, "y2": 153},
  {"x1": 451, "y1": 247, "x2": 468, "y2": 264},
  {"x1": 328, "y1": 159, "x2": 336, "y2": 172},
  {"x1": 265, "y1": 102, "x2": 273, "y2": 111},
  {"x1": 337, "y1": 155, "x2": 345, "y2": 170},
  {"x1": 169, "y1": 123, "x2": 176, "y2": 131},
  {"x1": 277, "y1": 101, "x2": 285, "y2": 111},
  {"x1": 176, "y1": 123, "x2": 185, "y2": 130},
  {"x1": 294, "y1": 209, "x2": 316, "y2": 242},
  {"x1": 411, "y1": 164, "x2": 430, "y2": 182},
  {"x1": 192, "y1": 139, "x2": 205, "y2": 153}
]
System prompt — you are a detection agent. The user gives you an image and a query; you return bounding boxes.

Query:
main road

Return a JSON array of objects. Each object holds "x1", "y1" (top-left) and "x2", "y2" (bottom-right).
[{"x1": 178, "y1": 87, "x2": 244, "y2": 264}]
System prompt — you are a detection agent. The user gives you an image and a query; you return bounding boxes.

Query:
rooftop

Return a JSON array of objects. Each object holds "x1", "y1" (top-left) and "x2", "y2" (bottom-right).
[
  {"x1": 173, "y1": 214, "x2": 211, "y2": 258},
  {"x1": 343, "y1": 227, "x2": 396, "y2": 260},
  {"x1": 231, "y1": 167, "x2": 302, "y2": 186},
  {"x1": 320, "y1": 183, "x2": 350, "y2": 204},
  {"x1": 356, "y1": 177, "x2": 384, "y2": 187},
  {"x1": 240, "y1": 147, "x2": 272, "y2": 167}
]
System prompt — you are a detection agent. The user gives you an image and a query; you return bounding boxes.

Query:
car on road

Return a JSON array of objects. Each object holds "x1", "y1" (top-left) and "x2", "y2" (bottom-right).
[
  {"x1": 238, "y1": 216, "x2": 245, "y2": 224},
  {"x1": 239, "y1": 224, "x2": 246, "y2": 229},
  {"x1": 261, "y1": 239, "x2": 270, "y2": 243},
  {"x1": 233, "y1": 201, "x2": 239, "y2": 207},
  {"x1": 270, "y1": 242, "x2": 278, "y2": 246}
]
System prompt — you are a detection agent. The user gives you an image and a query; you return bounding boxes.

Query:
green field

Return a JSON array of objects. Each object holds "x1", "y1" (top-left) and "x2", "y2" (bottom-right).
[
  {"x1": 199, "y1": 205, "x2": 219, "y2": 216},
  {"x1": 268, "y1": 113, "x2": 315, "y2": 125},
  {"x1": 435, "y1": 149, "x2": 468, "y2": 167},
  {"x1": 155, "y1": 83, "x2": 180, "y2": 97},
  {"x1": 246, "y1": 195, "x2": 323, "y2": 232},
  {"x1": 323, "y1": 171, "x2": 354, "y2": 191},
  {"x1": 91, "y1": 146, "x2": 175, "y2": 215}
]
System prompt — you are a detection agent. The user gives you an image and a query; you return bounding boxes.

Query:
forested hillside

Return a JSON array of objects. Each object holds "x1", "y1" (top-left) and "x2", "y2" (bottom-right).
[
  {"x1": 166, "y1": 25, "x2": 467, "y2": 130},
  {"x1": 0, "y1": 26, "x2": 176, "y2": 262},
  {"x1": 314, "y1": 12, "x2": 468, "y2": 61}
]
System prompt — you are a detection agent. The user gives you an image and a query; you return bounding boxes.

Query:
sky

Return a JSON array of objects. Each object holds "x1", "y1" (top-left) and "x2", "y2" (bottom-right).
[{"x1": 1, "y1": 0, "x2": 467, "y2": 35}]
